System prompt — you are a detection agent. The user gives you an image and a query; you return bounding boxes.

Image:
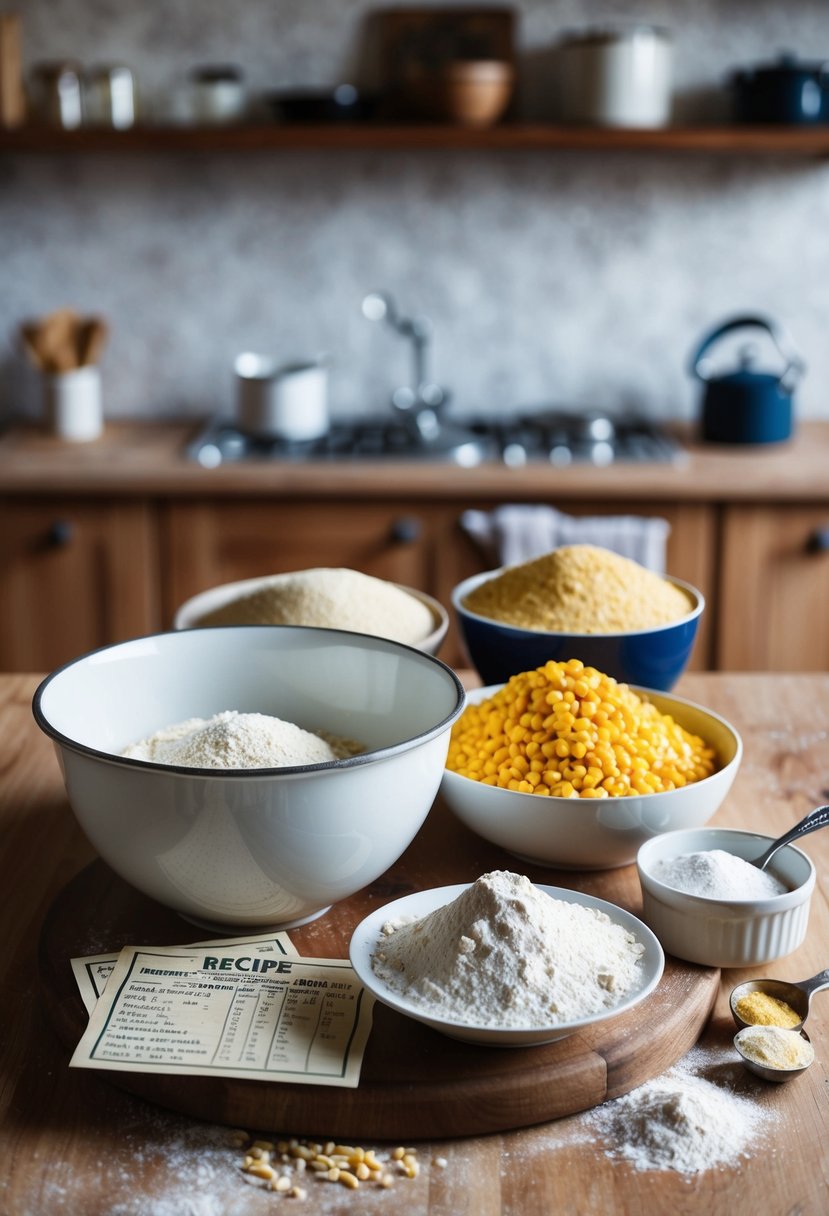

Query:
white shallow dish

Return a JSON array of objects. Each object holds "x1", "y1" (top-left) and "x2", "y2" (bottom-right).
[
  {"x1": 440, "y1": 684, "x2": 742, "y2": 870},
  {"x1": 174, "y1": 573, "x2": 449, "y2": 656},
  {"x1": 349, "y1": 882, "x2": 665, "y2": 1046},
  {"x1": 637, "y1": 827, "x2": 816, "y2": 967}
]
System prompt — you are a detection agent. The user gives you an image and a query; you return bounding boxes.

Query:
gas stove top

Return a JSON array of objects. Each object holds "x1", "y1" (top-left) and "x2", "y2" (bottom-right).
[{"x1": 185, "y1": 409, "x2": 684, "y2": 468}]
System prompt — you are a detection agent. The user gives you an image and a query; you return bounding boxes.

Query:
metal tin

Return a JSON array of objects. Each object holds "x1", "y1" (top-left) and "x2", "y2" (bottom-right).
[
  {"x1": 28, "y1": 60, "x2": 84, "y2": 129},
  {"x1": 189, "y1": 65, "x2": 247, "y2": 125},
  {"x1": 83, "y1": 64, "x2": 138, "y2": 129}
]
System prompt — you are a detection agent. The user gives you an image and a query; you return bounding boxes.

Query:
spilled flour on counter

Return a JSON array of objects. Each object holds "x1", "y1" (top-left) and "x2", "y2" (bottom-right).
[
  {"x1": 584, "y1": 1041, "x2": 778, "y2": 1174},
  {"x1": 122, "y1": 710, "x2": 363, "y2": 769},
  {"x1": 371, "y1": 870, "x2": 645, "y2": 1026},
  {"x1": 499, "y1": 1038, "x2": 780, "y2": 1181}
]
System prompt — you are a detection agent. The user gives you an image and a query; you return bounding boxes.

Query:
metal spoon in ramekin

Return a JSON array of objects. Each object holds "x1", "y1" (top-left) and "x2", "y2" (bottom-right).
[{"x1": 750, "y1": 804, "x2": 829, "y2": 872}]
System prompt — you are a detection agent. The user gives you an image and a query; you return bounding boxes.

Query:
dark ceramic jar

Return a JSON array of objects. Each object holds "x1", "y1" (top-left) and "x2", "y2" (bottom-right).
[{"x1": 731, "y1": 53, "x2": 829, "y2": 124}]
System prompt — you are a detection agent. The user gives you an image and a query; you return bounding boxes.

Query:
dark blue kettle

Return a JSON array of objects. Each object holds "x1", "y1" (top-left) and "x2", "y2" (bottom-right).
[{"x1": 690, "y1": 315, "x2": 805, "y2": 445}]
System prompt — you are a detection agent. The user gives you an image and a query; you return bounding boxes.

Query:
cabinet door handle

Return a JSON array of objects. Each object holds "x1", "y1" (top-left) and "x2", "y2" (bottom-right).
[
  {"x1": 805, "y1": 526, "x2": 829, "y2": 553},
  {"x1": 389, "y1": 516, "x2": 422, "y2": 545},
  {"x1": 46, "y1": 520, "x2": 74, "y2": 548}
]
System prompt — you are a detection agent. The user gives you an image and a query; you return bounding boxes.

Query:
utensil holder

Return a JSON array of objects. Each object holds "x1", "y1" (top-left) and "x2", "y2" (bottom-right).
[{"x1": 45, "y1": 365, "x2": 103, "y2": 442}]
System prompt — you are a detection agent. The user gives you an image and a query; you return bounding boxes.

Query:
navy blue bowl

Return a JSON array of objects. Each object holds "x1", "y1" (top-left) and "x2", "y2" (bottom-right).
[{"x1": 452, "y1": 569, "x2": 704, "y2": 691}]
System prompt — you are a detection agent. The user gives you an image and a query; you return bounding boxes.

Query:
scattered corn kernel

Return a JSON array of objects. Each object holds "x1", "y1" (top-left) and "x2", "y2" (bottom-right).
[
  {"x1": 446, "y1": 660, "x2": 716, "y2": 798},
  {"x1": 247, "y1": 1161, "x2": 275, "y2": 1181},
  {"x1": 235, "y1": 1133, "x2": 426, "y2": 1199}
]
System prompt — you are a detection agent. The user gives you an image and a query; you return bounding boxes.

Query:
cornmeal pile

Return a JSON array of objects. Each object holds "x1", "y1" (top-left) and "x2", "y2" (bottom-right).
[
  {"x1": 197, "y1": 567, "x2": 435, "y2": 645},
  {"x1": 462, "y1": 544, "x2": 694, "y2": 633}
]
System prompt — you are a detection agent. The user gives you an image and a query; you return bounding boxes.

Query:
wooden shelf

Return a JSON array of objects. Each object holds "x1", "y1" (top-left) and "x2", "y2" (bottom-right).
[{"x1": 2, "y1": 123, "x2": 829, "y2": 155}]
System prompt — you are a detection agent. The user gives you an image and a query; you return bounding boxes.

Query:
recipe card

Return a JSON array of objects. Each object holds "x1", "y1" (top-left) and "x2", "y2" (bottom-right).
[
  {"x1": 70, "y1": 935, "x2": 374, "y2": 1088},
  {"x1": 71, "y1": 930, "x2": 299, "y2": 1016}
]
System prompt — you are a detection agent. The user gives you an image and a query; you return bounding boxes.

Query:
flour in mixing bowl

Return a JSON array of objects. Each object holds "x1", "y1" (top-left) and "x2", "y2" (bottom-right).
[
  {"x1": 371, "y1": 870, "x2": 646, "y2": 1027},
  {"x1": 122, "y1": 710, "x2": 363, "y2": 769}
]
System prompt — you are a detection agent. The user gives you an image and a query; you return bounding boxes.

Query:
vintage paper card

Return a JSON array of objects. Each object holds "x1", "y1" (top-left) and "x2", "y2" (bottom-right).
[
  {"x1": 70, "y1": 938, "x2": 374, "y2": 1088},
  {"x1": 71, "y1": 930, "x2": 298, "y2": 1016}
]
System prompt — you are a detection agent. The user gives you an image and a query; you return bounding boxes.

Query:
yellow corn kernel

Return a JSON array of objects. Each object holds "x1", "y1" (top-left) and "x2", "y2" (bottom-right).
[{"x1": 445, "y1": 661, "x2": 716, "y2": 801}]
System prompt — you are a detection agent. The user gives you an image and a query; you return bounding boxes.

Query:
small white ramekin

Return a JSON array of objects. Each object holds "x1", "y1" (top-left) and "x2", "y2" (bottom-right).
[{"x1": 636, "y1": 827, "x2": 816, "y2": 968}]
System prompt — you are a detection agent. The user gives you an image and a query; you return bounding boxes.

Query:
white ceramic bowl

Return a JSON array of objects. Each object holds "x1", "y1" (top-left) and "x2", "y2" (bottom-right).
[
  {"x1": 440, "y1": 685, "x2": 742, "y2": 870},
  {"x1": 637, "y1": 827, "x2": 816, "y2": 967},
  {"x1": 33, "y1": 626, "x2": 466, "y2": 931},
  {"x1": 349, "y1": 883, "x2": 664, "y2": 1046},
  {"x1": 174, "y1": 573, "x2": 449, "y2": 656}
]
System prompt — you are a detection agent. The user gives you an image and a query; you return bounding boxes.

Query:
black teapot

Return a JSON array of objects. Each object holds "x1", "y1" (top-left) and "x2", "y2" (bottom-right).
[{"x1": 689, "y1": 315, "x2": 805, "y2": 445}]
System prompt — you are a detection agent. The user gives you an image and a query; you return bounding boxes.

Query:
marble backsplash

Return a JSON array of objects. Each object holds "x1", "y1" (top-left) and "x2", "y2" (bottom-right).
[{"x1": 2, "y1": 0, "x2": 828, "y2": 427}]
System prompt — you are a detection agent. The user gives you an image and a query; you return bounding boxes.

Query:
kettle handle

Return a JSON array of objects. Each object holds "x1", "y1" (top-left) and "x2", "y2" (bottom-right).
[{"x1": 690, "y1": 314, "x2": 806, "y2": 385}]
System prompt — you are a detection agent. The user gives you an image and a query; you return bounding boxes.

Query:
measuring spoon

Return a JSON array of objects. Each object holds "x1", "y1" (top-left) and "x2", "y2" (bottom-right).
[
  {"x1": 750, "y1": 803, "x2": 829, "y2": 872},
  {"x1": 733, "y1": 1026, "x2": 814, "y2": 1084},
  {"x1": 730, "y1": 969, "x2": 829, "y2": 1032}
]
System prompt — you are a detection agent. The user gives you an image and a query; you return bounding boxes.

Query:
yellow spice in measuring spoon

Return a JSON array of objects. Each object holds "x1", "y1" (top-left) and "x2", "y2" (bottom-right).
[{"x1": 735, "y1": 990, "x2": 801, "y2": 1028}]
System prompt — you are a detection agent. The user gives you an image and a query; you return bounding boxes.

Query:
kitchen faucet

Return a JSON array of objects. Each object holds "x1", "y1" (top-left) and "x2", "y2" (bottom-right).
[{"x1": 361, "y1": 291, "x2": 450, "y2": 441}]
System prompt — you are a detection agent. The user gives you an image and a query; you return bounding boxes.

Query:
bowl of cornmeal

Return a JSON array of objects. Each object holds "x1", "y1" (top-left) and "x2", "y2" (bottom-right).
[
  {"x1": 174, "y1": 567, "x2": 449, "y2": 656},
  {"x1": 452, "y1": 545, "x2": 703, "y2": 690}
]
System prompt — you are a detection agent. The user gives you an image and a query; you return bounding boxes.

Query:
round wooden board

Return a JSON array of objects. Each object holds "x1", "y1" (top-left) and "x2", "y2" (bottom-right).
[{"x1": 39, "y1": 796, "x2": 720, "y2": 1140}]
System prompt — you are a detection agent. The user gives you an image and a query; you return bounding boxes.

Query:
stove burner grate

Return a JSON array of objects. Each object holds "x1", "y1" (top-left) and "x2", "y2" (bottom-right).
[{"x1": 184, "y1": 409, "x2": 684, "y2": 467}]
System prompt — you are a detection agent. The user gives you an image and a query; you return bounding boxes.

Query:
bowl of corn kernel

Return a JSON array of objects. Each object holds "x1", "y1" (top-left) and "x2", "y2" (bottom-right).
[
  {"x1": 452, "y1": 545, "x2": 704, "y2": 690},
  {"x1": 439, "y1": 659, "x2": 741, "y2": 870}
]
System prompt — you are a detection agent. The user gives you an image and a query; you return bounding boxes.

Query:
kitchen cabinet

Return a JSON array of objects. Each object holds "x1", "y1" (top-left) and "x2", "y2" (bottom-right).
[
  {"x1": 163, "y1": 500, "x2": 435, "y2": 621},
  {"x1": 3, "y1": 423, "x2": 829, "y2": 676},
  {"x1": 0, "y1": 498, "x2": 160, "y2": 672},
  {"x1": 718, "y1": 505, "x2": 829, "y2": 670}
]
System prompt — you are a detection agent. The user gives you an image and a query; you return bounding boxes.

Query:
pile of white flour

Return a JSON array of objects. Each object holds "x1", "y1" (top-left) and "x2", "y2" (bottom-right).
[
  {"x1": 586, "y1": 1045, "x2": 775, "y2": 1173},
  {"x1": 652, "y1": 849, "x2": 787, "y2": 900},
  {"x1": 122, "y1": 710, "x2": 363, "y2": 769},
  {"x1": 371, "y1": 870, "x2": 646, "y2": 1027}
]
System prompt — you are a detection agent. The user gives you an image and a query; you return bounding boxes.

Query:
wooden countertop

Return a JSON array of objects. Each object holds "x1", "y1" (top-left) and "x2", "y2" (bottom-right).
[
  {"x1": 2, "y1": 420, "x2": 829, "y2": 502},
  {"x1": 3, "y1": 671, "x2": 828, "y2": 1214}
]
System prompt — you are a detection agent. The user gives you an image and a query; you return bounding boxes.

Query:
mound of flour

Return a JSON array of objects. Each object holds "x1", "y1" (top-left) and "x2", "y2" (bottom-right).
[
  {"x1": 371, "y1": 870, "x2": 646, "y2": 1027},
  {"x1": 652, "y1": 849, "x2": 787, "y2": 900},
  {"x1": 122, "y1": 710, "x2": 362, "y2": 769},
  {"x1": 587, "y1": 1048, "x2": 774, "y2": 1173}
]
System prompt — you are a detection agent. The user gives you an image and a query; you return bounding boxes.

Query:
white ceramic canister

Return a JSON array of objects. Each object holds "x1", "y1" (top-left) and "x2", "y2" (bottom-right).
[
  {"x1": 45, "y1": 365, "x2": 103, "y2": 442},
  {"x1": 235, "y1": 353, "x2": 329, "y2": 441},
  {"x1": 556, "y1": 25, "x2": 673, "y2": 128}
]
